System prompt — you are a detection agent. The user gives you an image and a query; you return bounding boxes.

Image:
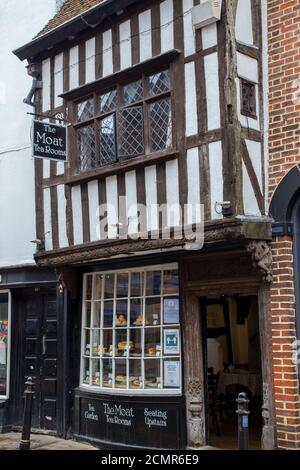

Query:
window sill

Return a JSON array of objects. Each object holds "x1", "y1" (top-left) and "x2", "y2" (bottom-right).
[
  {"x1": 65, "y1": 149, "x2": 179, "y2": 186},
  {"x1": 78, "y1": 384, "x2": 182, "y2": 397}
]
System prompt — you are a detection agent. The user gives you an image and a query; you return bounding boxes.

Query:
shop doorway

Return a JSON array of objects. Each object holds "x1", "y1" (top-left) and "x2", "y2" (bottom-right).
[
  {"x1": 201, "y1": 296, "x2": 263, "y2": 449},
  {"x1": 12, "y1": 287, "x2": 60, "y2": 433}
]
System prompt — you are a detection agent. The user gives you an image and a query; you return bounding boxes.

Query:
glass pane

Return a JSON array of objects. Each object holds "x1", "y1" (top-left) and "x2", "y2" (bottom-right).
[
  {"x1": 99, "y1": 89, "x2": 117, "y2": 113},
  {"x1": 116, "y1": 300, "x2": 128, "y2": 327},
  {"x1": 130, "y1": 271, "x2": 144, "y2": 297},
  {"x1": 102, "y1": 330, "x2": 113, "y2": 357},
  {"x1": 129, "y1": 329, "x2": 142, "y2": 356},
  {"x1": 85, "y1": 275, "x2": 93, "y2": 299},
  {"x1": 84, "y1": 302, "x2": 91, "y2": 328},
  {"x1": 82, "y1": 358, "x2": 90, "y2": 385},
  {"x1": 117, "y1": 107, "x2": 144, "y2": 158},
  {"x1": 130, "y1": 299, "x2": 142, "y2": 326},
  {"x1": 145, "y1": 327, "x2": 161, "y2": 357},
  {"x1": 129, "y1": 360, "x2": 142, "y2": 389},
  {"x1": 163, "y1": 270, "x2": 179, "y2": 295},
  {"x1": 91, "y1": 359, "x2": 100, "y2": 386},
  {"x1": 145, "y1": 298, "x2": 161, "y2": 326},
  {"x1": 115, "y1": 329, "x2": 128, "y2": 357},
  {"x1": 146, "y1": 271, "x2": 161, "y2": 296},
  {"x1": 103, "y1": 301, "x2": 113, "y2": 328},
  {"x1": 92, "y1": 302, "x2": 101, "y2": 328},
  {"x1": 91, "y1": 330, "x2": 101, "y2": 356},
  {"x1": 76, "y1": 98, "x2": 94, "y2": 122},
  {"x1": 115, "y1": 359, "x2": 127, "y2": 388},
  {"x1": 123, "y1": 80, "x2": 143, "y2": 105},
  {"x1": 149, "y1": 70, "x2": 170, "y2": 96},
  {"x1": 116, "y1": 272, "x2": 129, "y2": 298},
  {"x1": 145, "y1": 359, "x2": 161, "y2": 389},
  {"x1": 83, "y1": 330, "x2": 91, "y2": 356},
  {"x1": 99, "y1": 114, "x2": 117, "y2": 166},
  {"x1": 94, "y1": 274, "x2": 102, "y2": 300},
  {"x1": 104, "y1": 273, "x2": 115, "y2": 298},
  {"x1": 163, "y1": 358, "x2": 180, "y2": 389},
  {"x1": 149, "y1": 98, "x2": 172, "y2": 152},
  {"x1": 77, "y1": 124, "x2": 96, "y2": 171},
  {"x1": 102, "y1": 359, "x2": 113, "y2": 388},
  {"x1": 0, "y1": 294, "x2": 8, "y2": 397}
]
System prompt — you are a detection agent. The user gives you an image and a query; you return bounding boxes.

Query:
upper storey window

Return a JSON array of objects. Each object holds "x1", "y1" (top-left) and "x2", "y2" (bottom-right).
[{"x1": 74, "y1": 69, "x2": 172, "y2": 173}]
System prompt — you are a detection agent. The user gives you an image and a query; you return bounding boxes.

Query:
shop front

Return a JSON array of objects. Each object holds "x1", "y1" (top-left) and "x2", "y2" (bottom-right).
[
  {"x1": 72, "y1": 264, "x2": 186, "y2": 449},
  {"x1": 70, "y1": 244, "x2": 275, "y2": 450}
]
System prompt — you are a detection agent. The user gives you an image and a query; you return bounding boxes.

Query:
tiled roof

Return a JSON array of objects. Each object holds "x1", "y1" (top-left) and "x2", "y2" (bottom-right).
[{"x1": 35, "y1": 0, "x2": 105, "y2": 38}]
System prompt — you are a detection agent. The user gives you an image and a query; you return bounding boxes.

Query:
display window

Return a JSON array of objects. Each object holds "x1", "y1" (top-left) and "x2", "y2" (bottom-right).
[
  {"x1": 0, "y1": 291, "x2": 11, "y2": 399},
  {"x1": 80, "y1": 265, "x2": 181, "y2": 394}
]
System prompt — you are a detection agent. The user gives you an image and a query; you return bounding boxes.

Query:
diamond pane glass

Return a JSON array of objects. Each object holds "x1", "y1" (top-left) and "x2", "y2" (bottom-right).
[
  {"x1": 123, "y1": 80, "x2": 143, "y2": 105},
  {"x1": 118, "y1": 107, "x2": 144, "y2": 158},
  {"x1": 149, "y1": 70, "x2": 170, "y2": 96},
  {"x1": 99, "y1": 114, "x2": 117, "y2": 166},
  {"x1": 76, "y1": 98, "x2": 94, "y2": 122},
  {"x1": 77, "y1": 125, "x2": 96, "y2": 171},
  {"x1": 149, "y1": 98, "x2": 172, "y2": 152},
  {"x1": 99, "y1": 89, "x2": 117, "y2": 113}
]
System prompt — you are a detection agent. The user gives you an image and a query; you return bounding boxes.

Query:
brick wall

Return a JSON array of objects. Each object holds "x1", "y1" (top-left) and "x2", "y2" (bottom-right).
[
  {"x1": 268, "y1": 1, "x2": 300, "y2": 449},
  {"x1": 268, "y1": 0, "x2": 300, "y2": 197},
  {"x1": 271, "y1": 237, "x2": 300, "y2": 449}
]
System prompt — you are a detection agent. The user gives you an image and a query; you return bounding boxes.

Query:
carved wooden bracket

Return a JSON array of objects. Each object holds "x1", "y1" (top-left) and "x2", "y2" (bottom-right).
[{"x1": 247, "y1": 241, "x2": 273, "y2": 283}]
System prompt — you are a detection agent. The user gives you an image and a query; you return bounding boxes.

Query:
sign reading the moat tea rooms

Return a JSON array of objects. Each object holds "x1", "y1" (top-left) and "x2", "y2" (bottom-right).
[{"x1": 33, "y1": 120, "x2": 67, "y2": 162}]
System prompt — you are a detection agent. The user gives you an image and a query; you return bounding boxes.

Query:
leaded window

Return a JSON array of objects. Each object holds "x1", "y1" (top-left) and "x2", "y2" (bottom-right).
[
  {"x1": 74, "y1": 69, "x2": 173, "y2": 172},
  {"x1": 80, "y1": 265, "x2": 181, "y2": 394}
]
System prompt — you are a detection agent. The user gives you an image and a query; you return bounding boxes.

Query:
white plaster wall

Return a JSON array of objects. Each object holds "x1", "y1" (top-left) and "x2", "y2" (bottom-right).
[{"x1": 0, "y1": 0, "x2": 56, "y2": 268}]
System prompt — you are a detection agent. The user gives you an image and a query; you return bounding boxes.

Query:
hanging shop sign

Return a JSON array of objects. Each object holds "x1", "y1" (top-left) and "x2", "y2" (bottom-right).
[{"x1": 32, "y1": 120, "x2": 67, "y2": 162}]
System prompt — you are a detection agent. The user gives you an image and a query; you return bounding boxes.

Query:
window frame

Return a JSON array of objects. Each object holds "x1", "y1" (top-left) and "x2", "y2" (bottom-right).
[
  {"x1": 72, "y1": 68, "x2": 174, "y2": 173},
  {"x1": 0, "y1": 290, "x2": 11, "y2": 400},
  {"x1": 79, "y1": 263, "x2": 182, "y2": 396},
  {"x1": 240, "y1": 77, "x2": 257, "y2": 120}
]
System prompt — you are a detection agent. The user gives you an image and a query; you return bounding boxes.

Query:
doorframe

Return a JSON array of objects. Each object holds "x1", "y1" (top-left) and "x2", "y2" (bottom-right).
[{"x1": 181, "y1": 282, "x2": 276, "y2": 449}]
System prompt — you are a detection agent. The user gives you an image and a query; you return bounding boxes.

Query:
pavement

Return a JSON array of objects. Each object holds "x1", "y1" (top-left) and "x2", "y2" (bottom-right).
[{"x1": 0, "y1": 432, "x2": 97, "y2": 450}]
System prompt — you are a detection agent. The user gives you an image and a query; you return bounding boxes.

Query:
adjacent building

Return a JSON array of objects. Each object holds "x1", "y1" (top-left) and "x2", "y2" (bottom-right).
[
  {"x1": 0, "y1": 0, "x2": 60, "y2": 433},
  {"x1": 268, "y1": 0, "x2": 300, "y2": 450},
  {"x1": 13, "y1": 0, "x2": 276, "y2": 449}
]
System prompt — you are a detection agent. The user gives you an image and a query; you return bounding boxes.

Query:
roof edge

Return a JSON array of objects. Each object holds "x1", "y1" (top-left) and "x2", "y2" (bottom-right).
[{"x1": 13, "y1": 0, "x2": 139, "y2": 62}]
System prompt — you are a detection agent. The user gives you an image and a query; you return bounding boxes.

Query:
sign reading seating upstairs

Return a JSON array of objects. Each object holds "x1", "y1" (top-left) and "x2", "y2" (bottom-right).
[{"x1": 33, "y1": 120, "x2": 67, "y2": 162}]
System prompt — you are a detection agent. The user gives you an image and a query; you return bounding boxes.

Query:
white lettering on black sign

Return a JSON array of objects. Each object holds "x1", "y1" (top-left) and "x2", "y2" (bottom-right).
[
  {"x1": 144, "y1": 408, "x2": 168, "y2": 428},
  {"x1": 33, "y1": 120, "x2": 67, "y2": 162},
  {"x1": 84, "y1": 403, "x2": 99, "y2": 421},
  {"x1": 103, "y1": 403, "x2": 134, "y2": 426}
]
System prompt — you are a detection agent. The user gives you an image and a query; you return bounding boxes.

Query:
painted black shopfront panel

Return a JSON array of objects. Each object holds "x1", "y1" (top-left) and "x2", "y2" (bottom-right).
[{"x1": 74, "y1": 390, "x2": 186, "y2": 449}]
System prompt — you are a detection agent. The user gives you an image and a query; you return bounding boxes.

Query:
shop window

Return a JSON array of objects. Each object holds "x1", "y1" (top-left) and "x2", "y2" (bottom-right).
[
  {"x1": 80, "y1": 265, "x2": 181, "y2": 393},
  {"x1": 0, "y1": 292, "x2": 11, "y2": 399},
  {"x1": 74, "y1": 69, "x2": 173, "y2": 172}
]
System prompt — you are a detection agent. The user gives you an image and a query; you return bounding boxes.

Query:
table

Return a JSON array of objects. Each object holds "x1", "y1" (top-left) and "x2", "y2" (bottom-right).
[{"x1": 217, "y1": 370, "x2": 261, "y2": 396}]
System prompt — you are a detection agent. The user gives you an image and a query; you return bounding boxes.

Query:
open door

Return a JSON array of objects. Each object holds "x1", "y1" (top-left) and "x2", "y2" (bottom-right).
[{"x1": 202, "y1": 296, "x2": 263, "y2": 449}]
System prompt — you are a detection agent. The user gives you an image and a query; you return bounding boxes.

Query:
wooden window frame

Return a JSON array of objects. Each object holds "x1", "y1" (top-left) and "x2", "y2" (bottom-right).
[
  {"x1": 240, "y1": 78, "x2": 257, "y2": 120},
  {"x1": 71, "y1": 68, "x2": 175, "y2": 175},
  {"x1": 80, "y1": 264, "x2": 182, "y2": 396}
]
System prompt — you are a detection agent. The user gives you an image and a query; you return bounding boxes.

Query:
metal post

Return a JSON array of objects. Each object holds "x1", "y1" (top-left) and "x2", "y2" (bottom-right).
[
  {"x1": 236, "y1": 392, "x2": 250, "y2": 450},
  {"x1": 19, "y1": 377, "x2": 35, "y2": 451}
]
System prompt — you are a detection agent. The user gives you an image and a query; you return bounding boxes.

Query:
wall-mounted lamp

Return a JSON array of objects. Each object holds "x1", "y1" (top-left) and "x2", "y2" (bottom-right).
[{"x1": 215, "y1": 201, "x2": 234, "y2": 217}]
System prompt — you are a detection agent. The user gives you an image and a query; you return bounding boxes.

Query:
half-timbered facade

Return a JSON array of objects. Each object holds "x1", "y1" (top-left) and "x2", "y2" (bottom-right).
[{"x1": 14, "y1": 0, "x2": 275, "y2": 449}]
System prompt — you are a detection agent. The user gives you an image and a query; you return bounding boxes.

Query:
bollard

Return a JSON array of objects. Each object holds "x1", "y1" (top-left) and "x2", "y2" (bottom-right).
[
  {"x1": 19, "y1": 377, "x2": 35, "y2": 451},
  {"x1": 236, "y1": 392, "x2": 250, "y2": 450}
]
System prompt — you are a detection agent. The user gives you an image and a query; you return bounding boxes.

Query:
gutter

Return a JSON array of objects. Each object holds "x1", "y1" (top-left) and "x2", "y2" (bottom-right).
[{"x1": 13, "y1": 0, "x2": 140, "y2": 62}]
